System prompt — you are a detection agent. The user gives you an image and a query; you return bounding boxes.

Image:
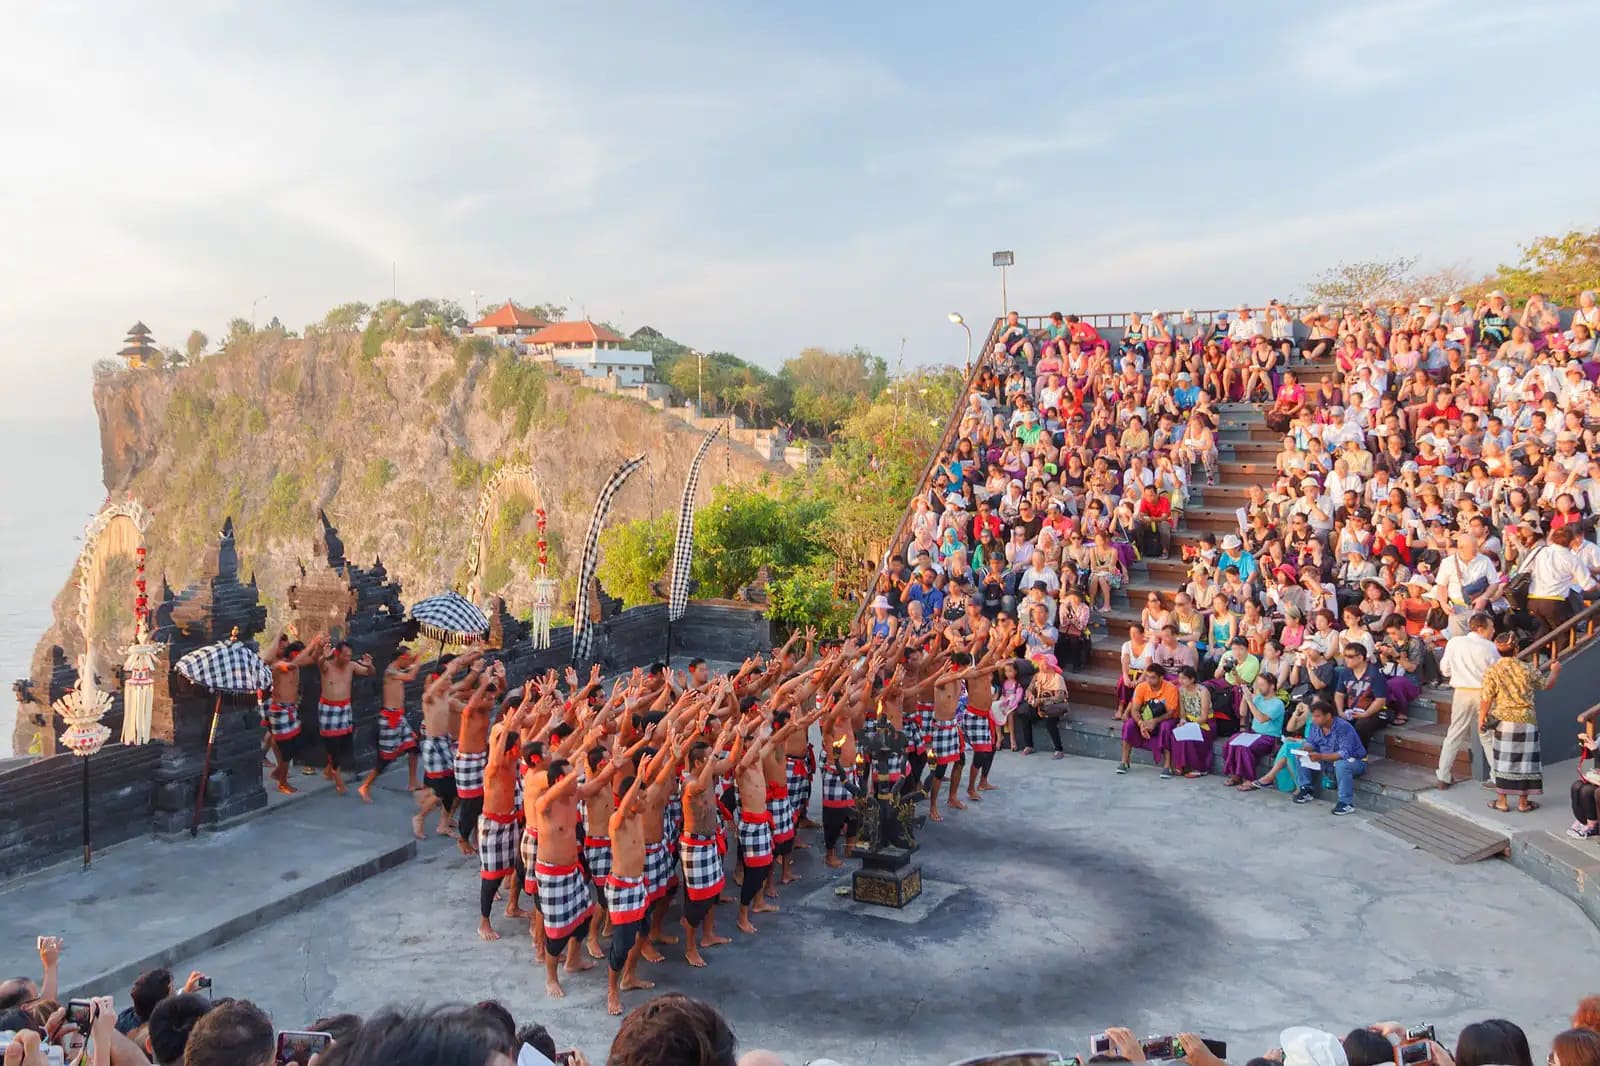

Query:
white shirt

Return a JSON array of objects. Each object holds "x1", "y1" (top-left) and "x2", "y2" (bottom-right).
[
  {"x1": 1436, "y1": 553, "x2": 1500, "y2": 606},
  {"x1": 1528, "y1": 543, "x2": 1591, "y2": 599},
  {"x1": 1439, "y1": 632, "x2": 1500, "y2": 689}
]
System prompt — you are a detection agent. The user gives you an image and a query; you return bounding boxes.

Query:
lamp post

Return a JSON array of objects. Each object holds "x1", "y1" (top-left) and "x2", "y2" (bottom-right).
[
  {"x1": 992, "y1": 250, "x2": 1015, "y2": 317},
  {"x1": 948, "y1": 312, "x2": 972, "y2": 376},
  {"x1": 251, "y1": 295, "x2": 269, "y2": 332},
  {"x1": 694, "y1": 349, "x2": 704, "y2": 415},
  {"x1": 470, "y1": 289, "x2": 481, "y2": 316}
]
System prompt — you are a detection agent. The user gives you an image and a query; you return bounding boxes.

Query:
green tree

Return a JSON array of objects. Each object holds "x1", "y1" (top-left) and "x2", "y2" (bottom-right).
[
  {"x1": 521, "y1": 302, "x2": 568, "y2": 323},
  {"x1": 595, "y1": 514, "x2": 675, "y2": 606},
  {"x1": 1300, "y1": 256, "x2": 1419, "y2": 306},
  {"x1": 1492, "y1": 228, "x2": 1600, "y2": 304},
  {"x1": 185, "y1": 329, "x2": 208, "y2": 362},
  {"x1": 222, "y1": 317, "x2": 254, "y2": 350},
  {"x1": 317, "y1": 302, "x2": 371, "y2": 333},
  {"x1": 781, "y1": 346, "x2": 886, "y2": 437}
]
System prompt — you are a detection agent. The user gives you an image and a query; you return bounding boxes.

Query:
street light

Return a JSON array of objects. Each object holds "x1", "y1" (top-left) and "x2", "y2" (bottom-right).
[
  {"x1": 251, "y1": 295, "x2": 269, "y2": 332},
  {"x1": 469, "y1": 289, "x2": 481, "y2": 316},
  {"x1": 992, "y1": 250, "x2": 1014, "y2": 316},
  {"x1": 949, "y1": 312, "x2": 973, "y2": 376},
  {"x1": 693, "y1": 349, "x2": 704, "y2": 414}
]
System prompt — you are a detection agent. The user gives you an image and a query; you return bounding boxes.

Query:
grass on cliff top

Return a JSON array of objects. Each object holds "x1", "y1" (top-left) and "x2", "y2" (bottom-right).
[{"x1": 484, "y1": 351, "x2": 547, "y2": 436}]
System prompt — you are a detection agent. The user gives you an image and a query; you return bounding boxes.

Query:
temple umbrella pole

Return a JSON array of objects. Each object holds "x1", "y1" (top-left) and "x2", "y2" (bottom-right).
[
  {"x1": 190, "y1": 693, "x2": 223, "y2": 838},
  {"x1": 81, "y1": 755, "x2": 91, "y2": 869}
]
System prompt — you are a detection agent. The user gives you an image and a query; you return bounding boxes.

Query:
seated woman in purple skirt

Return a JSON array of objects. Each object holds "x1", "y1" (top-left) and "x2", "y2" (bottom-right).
[
  {"x1": 1224, "y1": 672, "x2": 1286, "y2": 786},
  {"x1": 1116, "y1": 664, "x2": 1179, "y2": 775},
  {"x1": 1168, "y1": 666, "x2": 1216, "y2": 778}
]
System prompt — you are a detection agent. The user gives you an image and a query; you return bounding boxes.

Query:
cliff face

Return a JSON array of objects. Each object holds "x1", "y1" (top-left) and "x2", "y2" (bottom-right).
[{"x1": 25, "y1": 334, "x2": 779, "y2": 722}]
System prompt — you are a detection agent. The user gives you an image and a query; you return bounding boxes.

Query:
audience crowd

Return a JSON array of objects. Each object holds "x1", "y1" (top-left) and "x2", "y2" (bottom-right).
[
  {"x1": 870, "y1": 296, "x2": 1600, "y2": 823},
  {"x1": 2, "y1": 938, "x2": 1599, "y2": 1066}
]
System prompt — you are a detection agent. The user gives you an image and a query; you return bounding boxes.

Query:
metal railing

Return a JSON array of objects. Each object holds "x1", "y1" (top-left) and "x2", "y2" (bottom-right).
[
  {"x1": 1519, "y1": 599, "x2": 1600, "y2": 671},
  {"x1": 852, "y1": 317, "x2": 1001, "y2": 623}
]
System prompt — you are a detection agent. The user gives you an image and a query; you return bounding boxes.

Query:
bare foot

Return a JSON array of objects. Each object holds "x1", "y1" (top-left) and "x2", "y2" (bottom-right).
[
  {"x1": 738, "y1": 916, "x2": 758, "y2": 935},
  {"x1": 276, "y1": 782, "x2": 299, "y2": 796},
  {"x1": 411, "y1": 814, "x2": 426, "y2": 840},
  {"x1": 752, "y1": 899, "x2": 780, "y2": 914},
  {"x1": 825, "y1": 854, "x2": 843, "y2": 869},
  {"x1": 546, "y1": 978, "x2": 564, "y2": 999},
  {"x1": 478, "y1": 920, "x2": 500, "y2": 942},
  {"x1": 700, "y1": 932, "x2": 732, "y2": 947},
  {"x1": 436, "y1": 822, "x2": 456, "y2": 837},
  {"x1": 979, "y1": 781, "x2": 999, "y2": 791},
  {"x1": 928, "y1": 808, "x2": 944, "y2": 822},
  {"x1": 357, "y1": 784, "x2": 373, "y2": 803},
  {"x1": 966, "y1": 790, "x2": 982, "y2": 801},
  {"x1": 586, "y1": 940, "x2": 606, "y2": 961},
  {"x1": 621, "y1": 976, "x2": 655, "y2": 992},
  {"x1": 456, "y1": 837, "x2": 474, "y2": 857},
  {"x1": 564, "y1": 955, "x2": 595, "y2": 974},
  {"x1": 794, "y1": 839, "x2": 811, "y2": 850},
  {"x1": 718, "y1": 892, "x2": 734, "y2": 903},
  {"x1": 780, "y1": 870, "x2": 800, "y2": 885},
  {"x1": 504, "y1": 904, "x2": 529, "y2": 919},
  {"x1": 950, "y1": 798, "x2": 967, "y2": 811},
  {"x1": 333, "y1": 779, "x2": 348, "y2": 795},
  {"x1": 685, "y1": 946, "x2": 707, "y2": 968},
  {"x1": 640, "y1": 942, "x2": 664, "y2": 963},
  {"x1": 652, "y1": 931, "x2": 680, "y2": 945},
  {"x1": 607, "y1": 993, "x2": 623, "y2": 1016}
]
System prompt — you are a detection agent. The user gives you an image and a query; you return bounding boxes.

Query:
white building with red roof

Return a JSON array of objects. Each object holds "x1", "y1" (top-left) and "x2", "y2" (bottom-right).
[
  {"x1": 522, "y1": 320, "x2": 655, "y2": 386},
  {"x1": 469, "y1": 300, "x2": 550, "y2": 338}
]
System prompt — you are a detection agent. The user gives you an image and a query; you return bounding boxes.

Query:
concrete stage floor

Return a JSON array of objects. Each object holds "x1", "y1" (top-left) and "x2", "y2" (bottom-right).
[{"x1": 154, "y1": 752, "x2": 1599, "y2": 1065}]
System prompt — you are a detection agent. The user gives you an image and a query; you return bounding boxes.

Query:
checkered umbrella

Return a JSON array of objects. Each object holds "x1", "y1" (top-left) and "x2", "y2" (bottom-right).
[
  {"x1": 409, "y1": 592, "x2": 490, "y2": 643},
  {"x1": 174, "y1": 637, "x2": 271, "y2": 694}
]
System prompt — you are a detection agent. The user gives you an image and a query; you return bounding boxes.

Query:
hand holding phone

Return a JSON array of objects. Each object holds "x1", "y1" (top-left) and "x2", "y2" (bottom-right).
[{"x1": 276, "y1": 1031, "x2": 333, "y2": 1066}]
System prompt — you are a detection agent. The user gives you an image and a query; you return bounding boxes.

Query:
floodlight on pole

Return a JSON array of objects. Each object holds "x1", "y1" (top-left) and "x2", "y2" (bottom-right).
[
  {"x1": 992, "y1": 250, "x2": 1014, "y2": 317},
  {"x1": 948, "y1": 312, "x2": 972, "y2": 376}
]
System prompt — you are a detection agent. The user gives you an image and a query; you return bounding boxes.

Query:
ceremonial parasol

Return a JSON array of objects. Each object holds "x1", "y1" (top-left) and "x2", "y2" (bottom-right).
[
  {"x1": 176, "y1": 632, "x2": 272, "y2": 837},
  {"x1": 409, "y1": 591, "x2": 490, "y2": 667}
]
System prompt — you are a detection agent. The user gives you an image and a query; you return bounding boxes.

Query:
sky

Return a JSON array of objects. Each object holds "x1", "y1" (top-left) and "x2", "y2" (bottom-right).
[{"x1": 2, "y1": 0, "x2": 1597, "y2": 422}]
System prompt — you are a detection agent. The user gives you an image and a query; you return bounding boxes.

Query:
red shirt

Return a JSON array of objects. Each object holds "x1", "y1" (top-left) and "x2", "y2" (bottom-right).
[{"x1": 1138, "y1": 496, "x2": 1172, "y2": 521}]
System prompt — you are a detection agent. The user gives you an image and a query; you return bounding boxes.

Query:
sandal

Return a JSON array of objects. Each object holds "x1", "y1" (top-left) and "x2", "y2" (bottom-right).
[
  {"x1": 1392, "y1": 714, "x2": 1408, "y2": 726},
  {"x1": 1237, "y1": 780, "x2": 1265, "y2": 792},
  {"x1": 1518, "y1": 801, "x2": 1540, "y2": 813},
  {"x1": 1488, "y1": 800, "x2": 1510, "y2": 812}
]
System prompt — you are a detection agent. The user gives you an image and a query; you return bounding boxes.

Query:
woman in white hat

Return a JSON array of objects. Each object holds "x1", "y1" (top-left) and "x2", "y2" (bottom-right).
[{"x1": 867, "y1": 594, "x2": 898, "y2": 642}]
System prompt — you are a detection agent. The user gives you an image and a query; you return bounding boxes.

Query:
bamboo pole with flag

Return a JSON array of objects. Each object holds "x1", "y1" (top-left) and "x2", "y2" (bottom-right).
[
  {"x1": 666, "y1": 423, "x2": 724, "y2": 659},
  {"x1": 571, "y1": 453, "x2": 648, "y2": 666}
]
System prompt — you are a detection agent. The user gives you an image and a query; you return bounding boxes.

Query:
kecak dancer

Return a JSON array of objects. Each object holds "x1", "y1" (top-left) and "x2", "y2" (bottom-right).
[
  {"x1": 904, "y1": 649, "x2": 968, "y2": 821},
  {"x1": 261, "y1": 632, "x2": 322, "y2": 795},
  {"x1": 312, "y1": 638, "x2": 376, "y2": 795},
  {"x1": 819, "y1": 709, "x2": 864, "y2": 868},
  {"x1": 957, "y1": 645, "x2": 1006, "y2": 802},
  {"x1": 679, "y1": 701, "x2": 741, "y2": 965},
  {"x1": 413, "y1": 649, "x2": 481, "y2": 842},
  {"x1": 604, "y1": 739, "x2": 676, "y2": 1015},
  {"x1": 476, "y1": 692, "x2": 527, "y2": 942},
  {"x1": 454, "y1": 660, "x2": 504, "y2": 850},
  {"x1": 359, "y1": 647, "x2": 422, "y2": 801}
]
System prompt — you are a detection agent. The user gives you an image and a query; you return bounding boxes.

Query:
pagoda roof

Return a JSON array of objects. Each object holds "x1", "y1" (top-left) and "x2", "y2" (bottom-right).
[
  {"x1": 125, "y1": 322, "x2": 152, "y2": 336},
  {"x1": 471, "y1": 301, "x2": 549, "y2": 330},
  {"x1": 525, "y1": 320, "x2": 627, "y2": 346}
]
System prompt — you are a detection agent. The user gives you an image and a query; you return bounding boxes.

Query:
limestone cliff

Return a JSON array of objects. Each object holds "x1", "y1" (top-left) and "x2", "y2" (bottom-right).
[{"x1": 18, "y1": 333, "x2": 780, "y2": 751}]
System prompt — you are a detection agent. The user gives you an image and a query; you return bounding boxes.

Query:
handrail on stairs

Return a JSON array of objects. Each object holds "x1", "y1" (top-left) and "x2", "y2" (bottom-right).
[
  {"x1": 852, "y1": 317, "x2": 1002, "y2": 625},
  {"x1": 1518, "y1": 597, "x2": 1600, "y2": 670}
]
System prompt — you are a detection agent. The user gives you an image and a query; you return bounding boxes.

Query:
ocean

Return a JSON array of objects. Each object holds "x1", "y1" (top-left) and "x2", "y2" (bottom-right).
[{"x1": 0, "y1": 418, "x2": 106, "y2": 756}]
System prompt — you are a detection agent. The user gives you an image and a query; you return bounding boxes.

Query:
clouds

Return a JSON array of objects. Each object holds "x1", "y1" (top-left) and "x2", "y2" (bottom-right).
[{"x1": 1, "y1": 0, "x2": 1597, "y2": 421}]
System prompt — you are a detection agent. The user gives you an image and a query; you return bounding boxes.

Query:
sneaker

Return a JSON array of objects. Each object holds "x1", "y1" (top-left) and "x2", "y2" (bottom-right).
[
  {"x1": 1293, "y1": 789, "x2": 1314, "y2": 805},
  {"x1": 1331, "y1": 802, "x2": 1355, "y2": 816},
  {"x1": 1115, "y1": 762, "x2": 1129, "y2": 775},
  {"x1": 1568, "y1": 825, "x2": 1597, "y2": 840},
  {"x1": 1160, "y1": 768, "x2": 1174, "y2": 780}
]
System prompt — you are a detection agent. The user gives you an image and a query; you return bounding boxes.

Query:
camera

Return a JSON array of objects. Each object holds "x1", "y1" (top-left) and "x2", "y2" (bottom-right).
[
  {"x1": 196, "y1": 975, "x2": 213, "y2": 989},
  {"x1": 66, "y1": 998, "x2": 94, "y2": 1030},
  {"x1": 1397, "y1": 1041, "x2": 1431, "y2": 1066},
  {"x1": 1406, "y1": 1026, "x2": 1435, "y2": 1044}
]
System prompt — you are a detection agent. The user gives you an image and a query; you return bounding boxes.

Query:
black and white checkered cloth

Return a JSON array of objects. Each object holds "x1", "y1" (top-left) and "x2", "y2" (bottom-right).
[
  {"x1": 571, "y1": 453, "x2": 648, "y2": 665},
  {"x1": 910, "y1": 702, "x2": 934, "y2": 754},
  {"x1": 668, "y1": 424, "x2": 725, "y2": 622},
  {"x1": 644, "y1": 840, "x2": 679, "y2": 902},
  {"x1": 822, "y1": 764, "x2": 859, "y2": 807},
  {"x1": 767, "y1": 786, "x2": 795, "y2": 844},
  {"x1": 786, "y1": 750, "x2": 813, "y2": 820},
  {"x1": 604, "y1": 873, "x2": 650, "y2": 924},
  {"x1": 583, "y1": 835, "x2": 613, "y2": 886},
  {"x1": 535, "y1": 861, "x2": 595, "y2": 939},
  {"x1": 409, "y1": 592, "x2": 489, "y2": 643},
  {"x1": 454, "y1": 750, "x2": 487, "y2": 798},
  {"x1": 377, "y1": 709, "x2": 417, "y2": 757},
  {"x1": 737, "y1": 809, "x2": 774, "y2": 867},
  {"x1": 264, "y1": 700, "x2": 300, "y2": 740},
  {"x1": 1490, "y1": 721, "x2": 1543, "y2": 787},
  {"x1": 421, "y1": 736, "x2": 456, "y2": 779},
  {"x1": 930, "y1": 719, "x2": 963, "y2": 765},
  {"x1": 318, "y1": 699, "x2": 353, "y2": 737},
  {"x1": 519, "y1": 828, "x2": 538, "y2": 893},
  {"x1": 175, "y1": 638, "x2": 272, "y2": 694},
  {"x1": 960, "y1": 707, "x2": 994, "y2": 752},
  {"x1": 679, "y1": 833, "x2": 724, "y2": 900},
  {"x1": 478, "y1": 812, "x2": 519, "y2": 880}
]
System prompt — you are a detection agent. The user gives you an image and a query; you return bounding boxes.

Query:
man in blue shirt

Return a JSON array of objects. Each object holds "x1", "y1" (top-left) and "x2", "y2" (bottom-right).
[
  {"x1": 906, "y1": 568, "x2": 946, "y2": 619},
  {"x1": 1293, "y1": 701, "x2": 1367, "y2": 815}
]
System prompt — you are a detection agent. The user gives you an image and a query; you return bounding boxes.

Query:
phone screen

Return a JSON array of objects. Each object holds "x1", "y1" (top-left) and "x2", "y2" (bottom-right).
[
  {"x1": 276, "y1": 1031, "x2": 333, "y2": 1066},
  {"x1": 65, "y1": 1000, "x2": 93, "y2": 1030}
]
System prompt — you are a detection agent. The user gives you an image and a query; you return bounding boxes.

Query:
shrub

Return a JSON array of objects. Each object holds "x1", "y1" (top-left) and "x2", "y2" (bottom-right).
[
  {"x1": 484, "y1": 352, "x2": 547, "y2": 436},
  {"x1": 362, "y1": 457, "x2": 397, "y2": 494}
]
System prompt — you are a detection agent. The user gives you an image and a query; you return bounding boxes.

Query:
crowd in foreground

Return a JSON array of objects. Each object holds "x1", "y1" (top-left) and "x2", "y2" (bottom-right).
[
  {"x1": 4, "y1": 939, "x2": 1600, "y2": 1065},
  {"x1": 866, "y1": 295, "x2": 1600, "y2": 825}
]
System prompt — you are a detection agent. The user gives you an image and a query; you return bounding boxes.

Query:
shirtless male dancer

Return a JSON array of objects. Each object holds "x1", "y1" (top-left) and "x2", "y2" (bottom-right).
[
  {"x1": 359, "y1": 648, "x2": 422, "y2": 801},
  {"x1": 261, "y1": 633, "x2": 322, "y2": 795},
  {"x1": 905, "y1": 648, "x2": 965, "y2": 821},
  {"x1": 313, "y1": 638, "x2": 375, "y2": 795},
  {"x1": 957, "y1": 645, "x2": 1005, "y2": 801},
  {"x1": 476, "y1": 696, "x2": 526, "y2": 942},
  {"x1": 454, "y1": 661, "x2": 503, "y2": 851},
  {"x1": 679, "y1": 709, "x2": 742, "y2": 965},
  {"x1": 532, "y1": 736, "x2": 634, "y2": 999},
  {"x1": 603, "y1": 762, "x2": 657, "y2": 1016},
  {"x1": 413, "y1": 649, "x2": 481, "y2": 840},
  {"x1": 818, "y1": 708, "x2": 864, "y2": 868}
]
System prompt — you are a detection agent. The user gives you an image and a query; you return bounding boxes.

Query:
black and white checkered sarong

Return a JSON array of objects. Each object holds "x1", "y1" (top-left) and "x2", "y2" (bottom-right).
[
  {"x1": 318, "y1": 698, "x2": 353, "y2": 737},
  {"x1": 583, "y1": 836, "x2": 613, "y2": 886},
  {"x1": 930, "y1": 719, "x2": 963, "y2": 765},
  {"x1": 768, "y1": 786, "x2": 795, "y2": 844},
  {"x1": 960, "y1": 708, "x2": 994, "y2": 752},
  {"x1": 421, "y1": 736, "x2": 456, "y2": 779},
  {"x1": 679, "y1": 833, "x2": 724, "y2": 901},
  {"x1": 1490, "y1": 721, "x2": 1544, "y2": 793},
  {"x1": 536, "y1": 862, "x2": 594, "y2": 939},
  {"x1": 822, "y1": 764, "x2": 859, "y2": 807},
  {"x1": 454, "y1": 750, "x2": 487, "y2": 798},
  {"x1": 738, "y1": 809, "x2": 774, "y2": 868},
  {"x1": 519, "y1": 827, "x2": 538, "y2": 894},
  {"x1": 477, "y1": 812, "x2": 519, "y2": 880},
  {"x1": 786, "y1": 751, "x2": 813, "y2": 820},
  {"x1": 645, "y1": 840, "x2": 678, "y2": 903},
  {"x1": 264, "y1": 700, "x2": 300, "y2": 740},
  {"x1": 605, "y1": 874, "x2": 650, "y2": 924},
  {"x1": 377, "y1": 709, "x2": 417, "y2": 757}
]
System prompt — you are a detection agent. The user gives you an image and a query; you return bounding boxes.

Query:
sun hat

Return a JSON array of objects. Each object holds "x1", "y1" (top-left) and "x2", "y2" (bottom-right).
[
  {"x1": 1221, "y1": 534, "x2": 1242, "y2": 549},
  {"x1": 1488, "y1": 289, "x2": 1507, "y2": 299},
  {"x1": 871, "y1": 595, "x2": 891, "y2": 610}
]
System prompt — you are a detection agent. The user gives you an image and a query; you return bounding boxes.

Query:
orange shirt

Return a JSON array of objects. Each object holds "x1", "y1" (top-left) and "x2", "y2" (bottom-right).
[{"x1": 1131, "y1": 679, "x2": 1178, "y2": 717}]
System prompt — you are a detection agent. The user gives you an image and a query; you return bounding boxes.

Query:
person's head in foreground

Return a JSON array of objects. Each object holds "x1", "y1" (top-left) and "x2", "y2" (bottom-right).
[
  {"x1": 183, "y1": 999, "x2": 275, "y2": 1066},
  {"x1": 607, "y1": 994, "x2": 737, "y2": 1066},
  {"x1": 317, "y1": 1005, "x2": 517, "y2": 1066}
]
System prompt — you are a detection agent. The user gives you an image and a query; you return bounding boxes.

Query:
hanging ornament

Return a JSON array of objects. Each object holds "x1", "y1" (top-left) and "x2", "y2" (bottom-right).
[
  {"x1": 120, "y1": 617, "x2": 161, "y2": 746},
  {"x1": 55, "y1": 656, "x2": 112, "y2": 756},
  {"x1": 530, "y1": 507, "x2": 556, "y2": 649}
]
